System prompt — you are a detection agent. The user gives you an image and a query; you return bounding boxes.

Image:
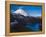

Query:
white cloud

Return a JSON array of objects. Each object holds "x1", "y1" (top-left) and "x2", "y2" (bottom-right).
[{"x1": 29, "y1": 11, "x2": 41, "y2": 17}]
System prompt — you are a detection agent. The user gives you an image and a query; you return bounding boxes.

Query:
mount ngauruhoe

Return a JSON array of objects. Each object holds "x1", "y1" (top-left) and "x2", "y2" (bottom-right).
[{"x1": 10, "y1": 9, "x2": 42, "y2": 32}]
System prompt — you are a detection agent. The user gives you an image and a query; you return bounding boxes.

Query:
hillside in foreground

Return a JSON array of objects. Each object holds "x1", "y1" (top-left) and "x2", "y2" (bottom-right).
[{"x1": 10, "y1": 13, "x2": 42, "y2": 32}]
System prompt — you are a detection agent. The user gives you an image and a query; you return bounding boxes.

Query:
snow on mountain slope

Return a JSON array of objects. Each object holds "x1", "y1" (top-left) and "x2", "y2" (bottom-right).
[{"x1": 13, "y1": 9, "x2": 28, "y2": 16}]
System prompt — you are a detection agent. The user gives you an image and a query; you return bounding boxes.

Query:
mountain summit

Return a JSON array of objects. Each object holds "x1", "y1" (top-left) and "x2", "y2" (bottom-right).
[{"x1": 13, "y1": 9, "x2": 28, "y2": 16}]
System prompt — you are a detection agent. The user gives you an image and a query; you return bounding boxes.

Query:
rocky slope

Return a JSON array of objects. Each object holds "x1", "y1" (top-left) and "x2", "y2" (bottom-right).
[{"x1": 10, "y1": 13, "x2": 42, "y2": 32}]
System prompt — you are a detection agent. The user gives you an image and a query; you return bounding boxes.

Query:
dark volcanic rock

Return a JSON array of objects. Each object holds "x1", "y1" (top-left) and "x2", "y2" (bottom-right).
[{"x1": 10, "y1": 13, "x2": 42, "y2": 32}]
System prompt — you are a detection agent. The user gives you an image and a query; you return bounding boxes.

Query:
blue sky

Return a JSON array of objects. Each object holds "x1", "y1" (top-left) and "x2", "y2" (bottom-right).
[{"x1": 10, "y1": 4, "x2": 42, "y2": 17}]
